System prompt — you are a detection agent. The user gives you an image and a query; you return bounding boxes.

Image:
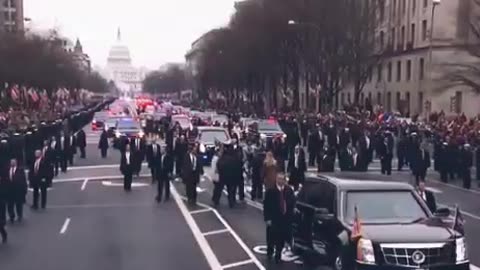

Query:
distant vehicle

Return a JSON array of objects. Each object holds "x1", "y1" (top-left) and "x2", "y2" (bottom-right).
[
  {"x1": 254, "y1": 119, "x2": 286, "y2": 140},
  {"x1": 104, "y1": 117, "x2": 120, "y2": 137},
  {"x1": 172, "y1": 114, "x2": 192, "y2": 130},
  {"x1": 210, "y1": 114, "x2": 229, "y2": 125},
  {"x1": 113, "y1": 118, "x2": 144, "y2": 147},
  {"x1": 91, "y1": 111, "x2": 109, "y2": 131},
  {"x1": 196, "y1": 127, "x2": 230, "y2": 164},
  {"x1": 292, "y1": 175, "x2": 469, "y2": 270}
]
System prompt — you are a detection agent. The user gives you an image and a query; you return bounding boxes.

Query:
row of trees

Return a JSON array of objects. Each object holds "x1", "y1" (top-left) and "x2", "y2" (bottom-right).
[
  {"x1": 142, "y1": 64, "x2": 188, "y2": 97},
  {"x1": 190, "y1": 0, "x2": 380, "y2": 112},
  {"x1": 0, "y1": 31, "x2": 108, "y2": 95}
]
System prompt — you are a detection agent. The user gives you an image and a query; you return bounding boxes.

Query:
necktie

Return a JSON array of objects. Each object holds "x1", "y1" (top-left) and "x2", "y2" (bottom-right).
[
  {"x1": 126, "y1": 153, "x2": 129, "y2": 164},
  {"x1": 279, "y1": 189, "x2": 286, "y2": 215}
]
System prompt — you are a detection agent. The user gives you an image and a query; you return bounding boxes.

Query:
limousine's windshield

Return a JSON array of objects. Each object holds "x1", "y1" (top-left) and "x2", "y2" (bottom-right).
[{"x1": 345, "y1": 191, "x2": 428, "y2": 224}]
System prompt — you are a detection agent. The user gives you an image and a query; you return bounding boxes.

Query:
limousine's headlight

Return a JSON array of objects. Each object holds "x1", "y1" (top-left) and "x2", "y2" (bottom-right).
[
  {"x1": 357, "y1": 239, "x2": 375, "y2": 264},
  {"x1": 456, "y1": 237, "x2": 468, "y2": 262}
]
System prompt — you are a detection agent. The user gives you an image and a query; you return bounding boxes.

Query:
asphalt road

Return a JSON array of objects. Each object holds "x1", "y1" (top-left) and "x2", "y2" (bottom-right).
[{"x1": 2, "y1": 123, "x2": 480, "y2": 270}]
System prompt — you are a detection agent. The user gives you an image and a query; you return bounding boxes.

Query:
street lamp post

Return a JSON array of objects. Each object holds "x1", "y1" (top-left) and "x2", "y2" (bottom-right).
[{"x1": 426, "y1": 0, "x2": 441, "y2": 120}]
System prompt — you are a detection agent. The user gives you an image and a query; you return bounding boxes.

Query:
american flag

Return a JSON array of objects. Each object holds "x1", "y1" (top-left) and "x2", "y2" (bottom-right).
[
  {"x1": 351, "y1": 205, "x2": 362, "y2": 240},
  {"x1": 10, "y1": 85, "x2": 19, "y2": 101}
]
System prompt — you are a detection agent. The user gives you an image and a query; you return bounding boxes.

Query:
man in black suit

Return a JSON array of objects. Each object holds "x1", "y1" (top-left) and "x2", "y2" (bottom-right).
[
  {"x1": 3, "y1": 158, "x2": 27, "y2": 222},
  {"x1": 50, "y1": 136, "x2": 60, "y2": 176},
  {"x1": 287, "y1": 145, "x2": 306, "y2": 191},
  {"x1": 263, "y1": 173, "x2": 295, "y2": 264},
  {"x1": 130, "y1": 136, "x2": 146, "y2": 176},
  {"x1": 0, "y1": 180, "x2": 7, "y2": 243},
  {"x1": 156, "y1": 146, "x2": 174, "y2": 202},
  {"x1": 76, "y1": 129, "x2": 87, "y2": 159},
  {"x1": 411, "y1": 144, "x2": 431, "y2": 185},
  {"x1": 417, "y1": 181, "x2": 437, "y2": 213},
  {"x1": 29, "y1": 150, "x2": 48, "y2": 209},
  {"x1": 120, "y1": 144, "x2": 135, "y2": 192},
  {"x1": 98, "y1": 129, "x2": 109, "y2": 158},
  {"x1": 181, "y1": 144, "x2": 203, "y2": 205},
  {"x1": 58, "y1": 132, "x2": 68, "y2": 172},
  {"x1": 146, "y1": 137, "x2": 162, "y2": 183}
]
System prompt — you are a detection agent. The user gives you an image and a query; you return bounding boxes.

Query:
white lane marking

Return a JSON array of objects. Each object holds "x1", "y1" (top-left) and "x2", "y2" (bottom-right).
[
  {"x1": 196, "y1": 187, "x2": 206, "y2": 193},
  {"x1": 190, "y1": 209, "x2": 212, "y2": 215},
  {"x1": 202, "y1": 229, "x2": 229, "y2": 236},
  {"x1": 81, "y1": 179, "x2": 89, "y2": 191},
  {"x1": 54, "y1": 174, "x2": 151, "y2": 183},
  {"x1": 170, "y1": 184, "x2": 223, "y2": 269},
  {"x1": 432, "y1": 179, "x2": 480, "y2": 195},
  {"x1": 68, "y1": 163, "x2": 148, "y2": 170},
  {"x1": 438, "y1": 203, "x2": 480, "y2": 221},
  {"x1": 222, "y1": 259, "x2": 254, "y2": 269},
  {"x1": 48, "y1": 202, "x2": 152, "y2": 209},
  {"x1": 471, "y1": 265, "x2": 480, "y2": 270},
  {"x1": 101, "y1": 181, "x2": 149, "y2": 187},
  {"x1": 60, "y1": 218, "x2": 71, "y2": 234},
  {"x1": 201, "y1": 201, "x2": 266, "y2": 270}
]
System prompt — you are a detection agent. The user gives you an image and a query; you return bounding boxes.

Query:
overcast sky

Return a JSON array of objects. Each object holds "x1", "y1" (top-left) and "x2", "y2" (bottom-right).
[{"x1": 24, "y1": 0, "x2": 236, "y2": 70}]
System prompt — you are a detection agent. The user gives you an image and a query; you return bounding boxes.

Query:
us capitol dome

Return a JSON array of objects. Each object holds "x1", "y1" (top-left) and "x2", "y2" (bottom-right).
[{"x1": 104, "y1": 28, "x2": 147, "y2": 93}]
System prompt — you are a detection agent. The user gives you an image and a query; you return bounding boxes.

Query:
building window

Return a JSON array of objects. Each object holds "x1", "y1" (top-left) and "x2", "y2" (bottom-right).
[
  {"x1": 419, "y1": 58, "x2": 425, "y2": 80},
  {"x1": 401, "y1": 26, "x2": 405, "y2": 49},
  {"x1": 360, "y1": 92, "x2": 365, "y2": 104},
  {"x1": 393, "y1": 0, "x2": 397, "y2": 19},
  {"x1": 406, "y1": 60, "x2": 412, "y2": 81},
  {"x1": 411, "y1": 23, "x2": 416, "y2": 44},
  {"x1": 392, "y1": 27, "x2": 396, "y2": 46},
  {"x1": 397, "y1": 61, "x2": 402, "y2": 81},
  {"x1": 402, "y1": 0, "x2": 406, "y2": 14},
  {"x1": 412, "y1": 0, "x2": 416, "y2": 12},
  {"x1": 368, "y1": 67, "x2": 373, "y2": 82},
  {"x1": 380, "y1": 31, "x2": 385, "y2": 49},
  {"x1": 380, "y1": 0, "x2": 385, "y2": 21},
  {"x1": 3, "y1": 11, "x2": 9, "y2": 21},
  {"x1": 423, "y1": 0, "x2": 428, "y2": 8},
  {"x1": 347, "y1": 93, "x2": 351, "y2": 104},
  {"x1": 341, "y1": 92, "x2": 345, "y2": 106},
  {"x1": 422, "y1": 20, "x2": 427, "y2": 41},
  {"x1": 368, "y1": 92, "x2": 372, "y2": 105},
  {"x1": 377, "y1": 92, "x2": 382, "y2": 105},
  {"x1": 406, "y1": 92, "x2": 411, "y2": 114},
  {"x1": 418, "y1": 91, "x2": 424, "y2": 113},
  {"x1": 396, "y1": 92, "x2": 401, "y2": 110},
  {"x1": 377, "y1": 64, "x2": 383, "y2": 82},
  {"x1": 387, "y1": 92, "x2": 392, "y2": 111},
  {"x1": 387, "y1": 62, "x2": 392, "y2": 82}
]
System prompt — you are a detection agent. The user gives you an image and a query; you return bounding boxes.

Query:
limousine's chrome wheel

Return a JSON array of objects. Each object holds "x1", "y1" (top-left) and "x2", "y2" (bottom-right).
[{"x1": 334, "y1": 256, "x2": 342, "y2": 270}]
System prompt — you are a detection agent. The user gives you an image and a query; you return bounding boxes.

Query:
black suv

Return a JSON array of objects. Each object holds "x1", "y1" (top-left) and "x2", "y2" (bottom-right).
[{"x1": 291, "y1": 175, "x2": 469, "y2": 270}]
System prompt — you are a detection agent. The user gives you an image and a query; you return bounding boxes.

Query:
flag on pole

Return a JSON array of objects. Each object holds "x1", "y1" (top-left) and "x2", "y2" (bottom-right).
[
  {"x1": 452, "y1": 205, "x2": 465, "y2": 235},
  {"x1": 351, "y1": 205, "x2": 362, "y2": 240},
  {"x1": 10, "y1": 85, "x2": 19, "y2": 101}
]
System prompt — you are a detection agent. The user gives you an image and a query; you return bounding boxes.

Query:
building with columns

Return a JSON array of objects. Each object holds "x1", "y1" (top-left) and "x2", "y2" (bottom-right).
[
  {"x1": 340, "y1": 0, "x2": 480, "y2": 117},
  {"x1": 103, "y1": 28, "x2": 146, "y2": 94}
]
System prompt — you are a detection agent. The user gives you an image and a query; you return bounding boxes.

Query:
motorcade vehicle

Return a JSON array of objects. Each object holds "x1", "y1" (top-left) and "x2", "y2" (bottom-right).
[
  {"x1": 210, "y1": 114, "x2": 229, "y2": 125},
  {"x1": 113, "y1": 118, "x2": 144, "y2": 148},
  {"x1": 292, "y1": 175, "x2": 469, "y2": 270},
  {"x1": 196, "y1": 126, "x2": 230, "y2": 164},
  {"x1": 172, "y1": 114, "x2": 192, "y2": 130},
  {"x1": 104, "y1": 117, "x2": 120, "y2": 137},
  {"x1": 91, "y1": 111, "x2": 109, "y2": 131},
  {"x1": 248, "y1": 119, "x2": 286, "y2": 143}
]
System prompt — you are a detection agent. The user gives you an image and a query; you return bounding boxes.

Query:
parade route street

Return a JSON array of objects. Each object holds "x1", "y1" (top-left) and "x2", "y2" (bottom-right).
[{"x1": 0, "y1": 177, "x2": 212, "y2": 270}]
